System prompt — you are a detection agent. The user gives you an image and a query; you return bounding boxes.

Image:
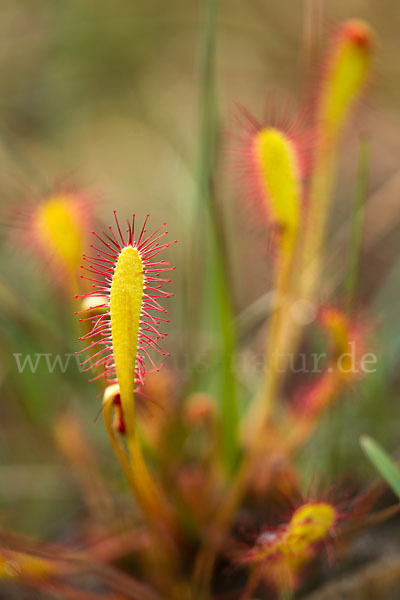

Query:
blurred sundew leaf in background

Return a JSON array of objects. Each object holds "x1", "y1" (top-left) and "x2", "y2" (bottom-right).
[
  {"x1": 317, "y1": 20, "x2": 374, "y2": 143},
  {"x1": 247, "y1": 123, "x2": 303, "y2": 430},
  {"x1": 252, "y1": 127, "x2": 301, "y2": 255},
  {"x1": 300, "y1": 19, "x2": 375, "y2": 301}
]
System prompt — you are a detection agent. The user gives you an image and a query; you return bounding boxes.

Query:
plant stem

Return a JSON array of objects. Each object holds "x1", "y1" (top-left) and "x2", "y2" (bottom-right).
[
  {"x1": 245, "y1": 244, "x2": 293, "y2": 435},
  {"x1": 240, "y1": 564, "x2": 262, "y2": 600},
  {"x1": 102, "y1": 392, "x2": 175, "y2": 537},
  {"x1": 103, "y1": 394, "x2": 188, "y2": 598}
]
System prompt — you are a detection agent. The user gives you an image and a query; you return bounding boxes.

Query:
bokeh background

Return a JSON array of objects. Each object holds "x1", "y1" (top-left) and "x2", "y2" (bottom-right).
[{"x1": 0, "y1": 0, "x2": 400, "y2": 569}]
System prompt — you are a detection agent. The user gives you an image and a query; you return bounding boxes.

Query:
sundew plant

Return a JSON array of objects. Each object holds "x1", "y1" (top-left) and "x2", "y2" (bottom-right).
[{"x1": 2, "y1": 4, "x2": 400, "y2": 600}]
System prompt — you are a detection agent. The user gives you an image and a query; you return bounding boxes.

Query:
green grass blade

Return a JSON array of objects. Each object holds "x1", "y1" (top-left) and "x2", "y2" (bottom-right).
[
  {"x1": 191, "y1": 0, "x2": 238, "y2": 473},
  {"x1": 344, "y1": 138, "x2": 370, "y2": 305},
  {"x1": 206, "y1": 212, "x2": 238, "y2": 471},
  {"x1": 360, "y1": 435, "x2": 400, "y2": 499}
]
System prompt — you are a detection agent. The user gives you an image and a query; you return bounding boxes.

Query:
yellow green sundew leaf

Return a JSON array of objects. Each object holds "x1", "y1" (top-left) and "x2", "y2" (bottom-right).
[
  {"x1": 283, "y1": 502, "x2": 336, "y2": 555},
  {"x1": 35, "y1": 196, "x2": 83, "y2": 271},
  {"x1": 253, "y1": 127, "x2": 301, "y2": 253},
  {"x1": 109, "y1": 246, "x2": 144, "y2": 435},
  {"x1": 247, "y1": 127, "x2": 302, "y2": 429},
  {"x1": 298, "y1": 20, "x2": 374, "y2": 308},
  {"x1": 318, "y1": 20, "x2": 374, "y2": 145}
]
